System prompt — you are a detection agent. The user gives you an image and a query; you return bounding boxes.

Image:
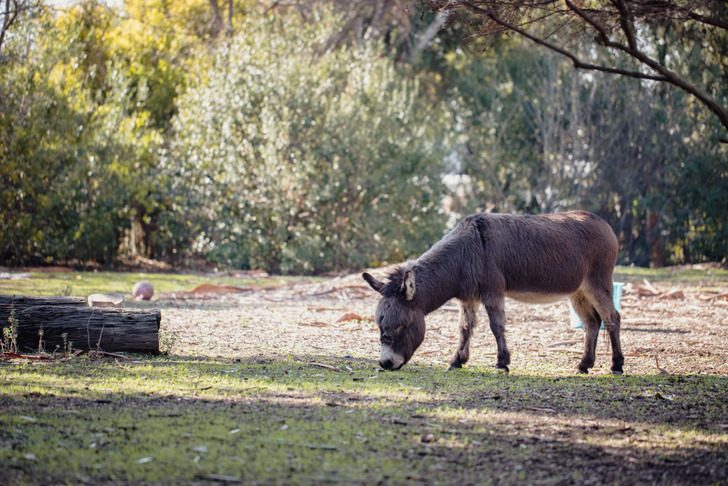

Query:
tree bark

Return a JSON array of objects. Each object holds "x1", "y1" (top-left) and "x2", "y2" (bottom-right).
[{"x1": 0, "y1": 295, "x2": 160, "y2": 353}]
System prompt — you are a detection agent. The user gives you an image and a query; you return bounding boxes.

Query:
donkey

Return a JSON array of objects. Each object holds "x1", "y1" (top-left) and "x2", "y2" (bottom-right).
[{"x1": 362, "y1": 211, "x2": 623, "y2": 374}]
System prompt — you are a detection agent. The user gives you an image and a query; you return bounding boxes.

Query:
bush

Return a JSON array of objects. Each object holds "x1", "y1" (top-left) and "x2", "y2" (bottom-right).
[{"x1": 166, "y1": 14, "x2": 451, "y2": 273}]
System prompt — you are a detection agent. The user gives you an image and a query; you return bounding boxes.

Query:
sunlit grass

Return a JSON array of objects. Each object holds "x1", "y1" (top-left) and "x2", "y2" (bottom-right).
[
  {"x1": 0, "y1": 271, "x2": 318, "y2": 297},
  {"x1": 614, "y1": 264, "x2": 728, "y2": 284},
  {"x1": 1, "y1": 265, "x2": 725, "y2": 299},
  {"x1": 1, "y1": 356, "x2": 726, "y2": 484}
]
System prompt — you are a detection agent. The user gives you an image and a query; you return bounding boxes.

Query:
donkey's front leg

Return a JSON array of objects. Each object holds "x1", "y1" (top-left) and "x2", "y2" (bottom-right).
[
  {"x1": 448, "y1": 300, "x2": 478, "y2": 370},
  {"x1": 484, "y1": 295, "x2": 510, "y2": 372}
]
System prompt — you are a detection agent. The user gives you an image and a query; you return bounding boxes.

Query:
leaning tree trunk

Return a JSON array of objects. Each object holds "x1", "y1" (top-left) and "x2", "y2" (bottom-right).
[{"x1": 0, "y1": 295, "x2": 160, "y2": 353}]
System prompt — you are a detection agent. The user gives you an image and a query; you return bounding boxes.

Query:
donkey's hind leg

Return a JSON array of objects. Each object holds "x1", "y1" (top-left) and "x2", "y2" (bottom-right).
[
  {"x1": 570, "y1": 290, "x2": 601, "y2": 374},
  {"x1": 449, "y1": 300, "x2": 478, "y2": 370},
  {"x1": 584, "y1": 277, "x2": 624, "y2": 375}
]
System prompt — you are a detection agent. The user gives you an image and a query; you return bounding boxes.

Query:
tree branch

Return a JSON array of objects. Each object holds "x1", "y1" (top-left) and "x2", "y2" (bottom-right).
[
  {"x1": 0, "y1": 0, "x2": 19, "y2": 56},
  {"x1": 686, "y1": 10, "x2": 728, "y2": 31},
  {"x1": 444, "y1": 0, "x2": 728, "y2": 133},
  {"x1": 613, "y1": 0, "x2": 637, "y2": 52},
  {"x1": 459, "y1": 1, "x2": 669, "y2": 81},
  {"x1": 564, "y1": 0, "x2": 728, "y2": 132}
]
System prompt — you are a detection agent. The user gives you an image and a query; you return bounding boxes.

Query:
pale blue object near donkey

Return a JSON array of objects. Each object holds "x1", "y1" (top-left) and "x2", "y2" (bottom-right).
[{"x1": 570, "y1": 282, "x2": 624, "y2": 329}]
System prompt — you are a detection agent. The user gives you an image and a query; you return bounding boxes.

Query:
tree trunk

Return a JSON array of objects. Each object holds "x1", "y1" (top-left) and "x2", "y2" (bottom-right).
[
  {"x1": 646, "y1": 209, "x2": 665, "y2": 268},
  {"x1": 0, "y1": 295, "x2": 160, "y2": 353}
]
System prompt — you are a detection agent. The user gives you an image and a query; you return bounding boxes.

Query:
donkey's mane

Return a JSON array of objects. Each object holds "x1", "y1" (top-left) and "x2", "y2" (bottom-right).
[{"x1": 380, "y1": 267, "x2": 406, "y2": 298}]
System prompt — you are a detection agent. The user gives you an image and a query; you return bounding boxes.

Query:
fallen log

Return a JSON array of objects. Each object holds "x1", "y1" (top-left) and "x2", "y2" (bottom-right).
[
  {"x1": 0, "y1": 295, "x2": 160, "y2": 353},
  {"x1": 0, "y1": 295, "x2": 86, "y2": 319}
]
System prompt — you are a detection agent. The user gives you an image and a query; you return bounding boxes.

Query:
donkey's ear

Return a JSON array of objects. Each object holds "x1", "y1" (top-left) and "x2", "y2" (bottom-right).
[
  {"x1": 362, "y1": 272, "x2": 385, "y2": 294},
  {"x1": 402, "y1": 269, "x2": 416, "y2": 301}
]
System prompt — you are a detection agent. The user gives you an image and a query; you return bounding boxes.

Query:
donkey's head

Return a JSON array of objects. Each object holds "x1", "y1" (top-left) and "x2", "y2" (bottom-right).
[{"x1": 362, "y1": 267, "x2": 425, "y2": 370}]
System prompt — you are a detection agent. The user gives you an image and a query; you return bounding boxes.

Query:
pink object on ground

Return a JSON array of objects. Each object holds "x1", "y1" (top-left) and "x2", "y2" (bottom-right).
[{"x1": 132, "y1": 281, "x2": 154, "y2": 300}]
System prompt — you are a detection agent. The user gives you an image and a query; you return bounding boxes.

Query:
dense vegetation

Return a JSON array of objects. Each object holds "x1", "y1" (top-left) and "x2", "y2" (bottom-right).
[{"x1": 1, "y1": 1, "x2": 726, "y2": 272}]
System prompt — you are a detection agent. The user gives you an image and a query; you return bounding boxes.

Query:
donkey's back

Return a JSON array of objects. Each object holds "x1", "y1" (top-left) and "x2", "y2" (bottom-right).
[{"x1": 465, "y1": 210, "x2": 618, "y2": 298}]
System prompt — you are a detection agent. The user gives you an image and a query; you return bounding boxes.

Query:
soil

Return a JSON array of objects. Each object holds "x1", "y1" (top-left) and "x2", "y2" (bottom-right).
[{"x1": 159, "y1": 272, "x2": 728, "y2": 376}]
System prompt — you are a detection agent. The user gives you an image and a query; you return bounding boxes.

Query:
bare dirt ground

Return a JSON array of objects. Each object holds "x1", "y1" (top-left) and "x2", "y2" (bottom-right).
[{"x1": 159, "y1": 272, "x2": 728, "y2": 376}]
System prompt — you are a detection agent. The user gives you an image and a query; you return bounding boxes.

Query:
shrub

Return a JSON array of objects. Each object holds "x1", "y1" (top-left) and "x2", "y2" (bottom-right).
[{"x1": 167, "y1": 13, "x2": 450, "y2": 273}]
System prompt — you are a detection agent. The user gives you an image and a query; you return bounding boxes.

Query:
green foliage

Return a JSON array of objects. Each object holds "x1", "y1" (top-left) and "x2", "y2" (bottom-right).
[
  {"x1": 440, "y1": 38, "x2": 728, "y2": 265},
  {"x1": 1, "y1": 308, "x2": 19, "y2": 354},
  {"x1": 0, "y1": 1, "x2": 175, "y2": 264},
  {"x1": 0, "y1": 1, "x2": 725, "y2": 270},
  {"x1": 168, "y1": 14, "x2": 449, "y2": 272},
  {"x1": 0, "y1": 16, "x2": 89, "y2": 262}
]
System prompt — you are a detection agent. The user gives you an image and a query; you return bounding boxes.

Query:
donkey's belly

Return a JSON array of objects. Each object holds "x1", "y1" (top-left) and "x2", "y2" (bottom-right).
[{"x1": 506, "y1": 291, "x2": 570, "y2": 304}]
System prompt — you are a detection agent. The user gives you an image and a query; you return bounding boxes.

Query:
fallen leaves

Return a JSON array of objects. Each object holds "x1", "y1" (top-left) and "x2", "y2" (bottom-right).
[
  {"x1": 698, "y1": 291, "x2": 728, "y2": 302},
  {"x1": 336, "y1": 312, "x2": 365, "y2": 323},
  {"x1": 188, "y1": 284, "x2": 252, "y2": 294},
  {"x1": 299, "y1": 321, "x2": 329, "y2": 328}
]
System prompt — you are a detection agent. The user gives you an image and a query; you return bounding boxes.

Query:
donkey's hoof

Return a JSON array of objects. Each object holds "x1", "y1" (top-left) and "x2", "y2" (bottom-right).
[
  {"x1": 577, "y1": 367, "x2": 589, "y2": 374},
  {"x1": 447, "y1": 362, "x2": 462, "y2": 371},
  {"x1": 611, "y1": 369, "x2": 624, "y2": 376},
  {"x1": 495, "y1": 365, "x2": 509, "y2": 374}
]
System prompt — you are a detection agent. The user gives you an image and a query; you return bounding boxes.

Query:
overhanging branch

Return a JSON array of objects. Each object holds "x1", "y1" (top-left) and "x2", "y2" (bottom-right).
[
  {"x1": 445, "y1": 1, "x2": 728, "y2": 133},
  {"x1": 460, "y1": 1, "x2": 668, "y2": 81}
]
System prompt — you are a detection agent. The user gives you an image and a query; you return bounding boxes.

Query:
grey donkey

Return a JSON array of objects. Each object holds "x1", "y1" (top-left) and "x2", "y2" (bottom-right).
[{"x1": 362, "y1": 211, "x2": 623, "y2": 374}]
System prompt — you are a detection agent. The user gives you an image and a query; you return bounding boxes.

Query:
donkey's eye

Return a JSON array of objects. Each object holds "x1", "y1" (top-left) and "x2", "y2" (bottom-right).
[{"x1": 381, "y1": 334, "x2": 393, "y2": 346}]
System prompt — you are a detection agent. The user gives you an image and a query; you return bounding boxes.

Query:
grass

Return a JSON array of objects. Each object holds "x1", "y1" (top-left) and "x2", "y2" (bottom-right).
[
  {"x1": 1, "y1": 266, "x2": 727, "y2": 483},
  {"x1": 613, "y1": 264, "x2": 728, "y2": 285},
  {"x1": 1, "y1": 264, "x2": 726, "y2": 299},
  {"x1": 1, "y1": 264, "x2": 726, "y2": 300},
  {"x1": 0, "y1": 271, "x2": 317, "y2": 298},
  {"x1": 1, "y1": 356, "x2": 726, "y2": 484}
]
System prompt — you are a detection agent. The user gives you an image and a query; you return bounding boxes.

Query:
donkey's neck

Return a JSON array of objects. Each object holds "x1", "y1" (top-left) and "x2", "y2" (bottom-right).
[{"x1": 412, "y1": 251, "x2": 463, "y2": 315}]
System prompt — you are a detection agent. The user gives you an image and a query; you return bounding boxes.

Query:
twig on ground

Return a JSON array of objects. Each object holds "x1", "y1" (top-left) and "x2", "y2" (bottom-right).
[
  {"x1": 89, "y1": 350, "x2": 130, "y2": 360},
  {"x1": 309, "y1": 362, "x2": 339, "y2": 371}
]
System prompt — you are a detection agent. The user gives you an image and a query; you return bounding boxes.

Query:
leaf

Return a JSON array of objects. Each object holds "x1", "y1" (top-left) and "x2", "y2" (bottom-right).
[
  {"x1": 136, "y1": 456, "x2": 153, "y2": 464},
  {"x1": 660, "y1": 289, "x2": 685, "y2": 300},
  {"x1": 336, "y1": 312, "x2": 364, "y2": 323},
  {"x1": 299, "y1": 321, "x2": 329, "y2": 328}
]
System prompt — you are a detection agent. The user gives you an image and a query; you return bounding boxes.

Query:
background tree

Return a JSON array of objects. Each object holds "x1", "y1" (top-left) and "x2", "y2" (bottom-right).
[
  {"x1": 428, "y1": 0, "x2": 728, "y2": 139},
  {"x1": 1, "y1": 0, "x2": 725, "y2": 269},
  {"x1": 167, "y1": 12, "x2": 450, "y2": 272}
]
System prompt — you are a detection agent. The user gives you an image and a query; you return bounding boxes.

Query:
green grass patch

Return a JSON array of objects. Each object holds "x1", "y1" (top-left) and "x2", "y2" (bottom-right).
[
  {"x1": 614, "y1": 264, "x2": 728, "y2": 285},
  {"x1": 1, "y1": 356, "x2": 726, "y2": 484},
  {"x1": 0, "y1": 271, "x2": 317, "y2": 298},
  {"x1": 1, "y1": 266, "x2": 725, "y2": 299}
]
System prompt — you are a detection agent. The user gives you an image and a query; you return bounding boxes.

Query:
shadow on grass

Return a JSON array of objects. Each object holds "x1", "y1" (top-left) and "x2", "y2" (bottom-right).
[{"x1": 1, "y1": 354, "x2": 726, "y2": 484}]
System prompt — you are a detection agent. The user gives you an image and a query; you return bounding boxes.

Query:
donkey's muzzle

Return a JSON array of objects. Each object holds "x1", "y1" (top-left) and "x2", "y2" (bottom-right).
[{"x1": 379, "y1": 358, "x2": 404, "y2": 371}]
